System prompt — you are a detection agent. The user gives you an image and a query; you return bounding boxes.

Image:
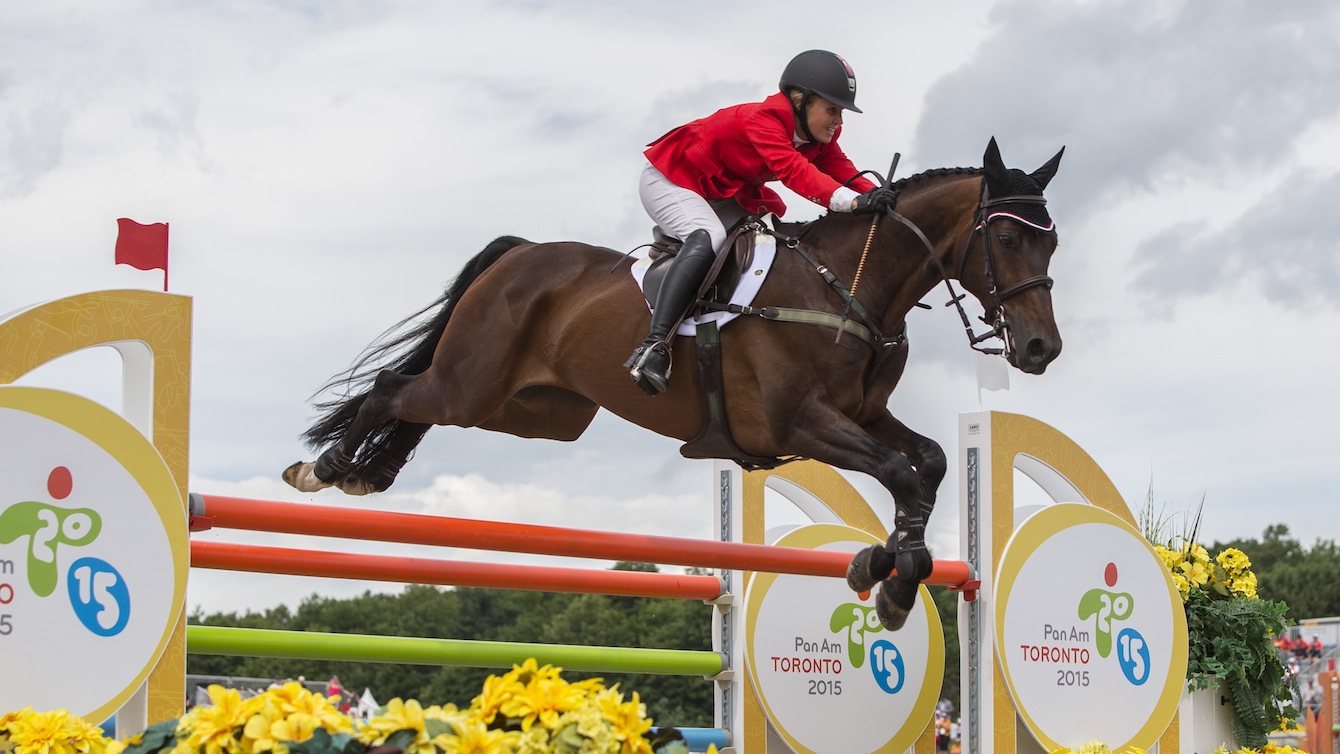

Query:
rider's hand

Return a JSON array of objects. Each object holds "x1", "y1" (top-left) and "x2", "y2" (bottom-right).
[{"x1": 851, "y1": 186, "x2": 897, "y2": 215}]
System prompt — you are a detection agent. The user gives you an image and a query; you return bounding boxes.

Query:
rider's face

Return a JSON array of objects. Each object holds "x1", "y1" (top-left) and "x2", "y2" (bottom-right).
[{"x1": 804, "y1": 96, "x2": 844, "y2": 144}]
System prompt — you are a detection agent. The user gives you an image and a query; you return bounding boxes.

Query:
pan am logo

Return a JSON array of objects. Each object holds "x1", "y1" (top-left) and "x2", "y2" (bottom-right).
[
  {"x1": 1077, "y1": 562, "x2": 1149, "y2": 686},
  {"x1": 829, "y1": 602, "x2": 904, "y2": 694},
  {"x1": 0, "y1": 466, "x2": 131, "y2": 637}
]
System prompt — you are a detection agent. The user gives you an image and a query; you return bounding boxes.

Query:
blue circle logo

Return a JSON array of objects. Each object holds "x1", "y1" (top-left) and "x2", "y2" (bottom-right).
[
  {"x1": 66, "y1": 557, "x2": 131, "y2": 637},
  {"x1": 1116, "y1": 627, "x2": 1150, "y2": 686},
  {"x1": 869, "y1": 639, "x2": 905, "y2": 694}
]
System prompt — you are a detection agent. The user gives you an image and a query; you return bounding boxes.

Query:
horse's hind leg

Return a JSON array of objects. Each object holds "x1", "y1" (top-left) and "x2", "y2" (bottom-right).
[{"x1": 283, "y1": 370, "x2": 417, "y2": 494}]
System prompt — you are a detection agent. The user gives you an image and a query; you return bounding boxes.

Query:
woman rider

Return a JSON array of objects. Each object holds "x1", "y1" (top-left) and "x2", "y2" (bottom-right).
[{"x1": 626, "y1": 50, "x2": 898, "y2": 395}]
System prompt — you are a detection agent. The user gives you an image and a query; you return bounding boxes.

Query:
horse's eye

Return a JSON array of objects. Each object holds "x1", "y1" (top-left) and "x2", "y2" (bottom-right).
[{"x1": 997, "y1": 233, "x2": 1015, "y2": 247}]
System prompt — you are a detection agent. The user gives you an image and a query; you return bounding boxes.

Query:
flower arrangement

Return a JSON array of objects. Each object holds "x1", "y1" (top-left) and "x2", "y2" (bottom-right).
[
  {"x1": 1154, "y1": 541, "x2": 1297, "y2": 750},
  {"x1": 0, "y1": 707, "x2": 123, "y2": 754},
  {"x1": 0, "y1": 661, "x2": 710, "y2": 754}
]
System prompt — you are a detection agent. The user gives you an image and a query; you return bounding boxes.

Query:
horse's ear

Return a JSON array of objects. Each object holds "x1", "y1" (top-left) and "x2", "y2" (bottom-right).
[
  {"x1": 983, "y1": 137, "x2": 1008, "y2": 185},
  {"x1": 1029, "y1": 147, "x2": 1066, "y2": 190}
]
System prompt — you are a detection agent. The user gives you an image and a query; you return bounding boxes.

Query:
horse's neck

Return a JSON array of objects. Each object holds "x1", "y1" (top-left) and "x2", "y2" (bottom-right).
[{"x1": 847, "y1": 178, "x2": 980, "y2": 334}]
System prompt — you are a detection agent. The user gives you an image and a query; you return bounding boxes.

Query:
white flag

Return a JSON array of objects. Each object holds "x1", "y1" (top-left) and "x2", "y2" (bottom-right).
[{"x1": 975, "y1": 351, "x2": 1010, "y2": 393}]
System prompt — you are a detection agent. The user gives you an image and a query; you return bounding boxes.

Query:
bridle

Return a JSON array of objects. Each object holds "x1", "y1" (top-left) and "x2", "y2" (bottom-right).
[{"x1": 887, "y1": 181, "x2": 1055, "y2": 358}]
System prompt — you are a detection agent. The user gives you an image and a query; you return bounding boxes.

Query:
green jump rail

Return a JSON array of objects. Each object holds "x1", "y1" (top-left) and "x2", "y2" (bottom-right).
[{"x1": 187, "y1": 625, "x2": 724, "y2": 677}]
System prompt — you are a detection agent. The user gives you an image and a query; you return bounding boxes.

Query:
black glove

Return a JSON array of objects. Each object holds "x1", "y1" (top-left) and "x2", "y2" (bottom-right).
[{"x1": 852, "y1": 186, "x2": 897, "y2": 215}]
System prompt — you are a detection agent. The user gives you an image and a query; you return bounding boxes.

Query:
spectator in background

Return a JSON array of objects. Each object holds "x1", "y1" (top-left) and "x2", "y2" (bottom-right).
[
  {"x1": 1311, "y1": 636, "x2": 1324, "y2": 660},
  {"x1": 327, "y1": 676, "x2": 344, "y2": 708},
  {"x1": 1306, "y1": 680, "x2": 1323, "y2": 716}
]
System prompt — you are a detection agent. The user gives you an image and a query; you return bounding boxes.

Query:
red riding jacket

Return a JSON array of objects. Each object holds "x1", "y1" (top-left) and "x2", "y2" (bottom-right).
[{"x1": 645, "y1": 91, "x2": 876, "y2": 217}]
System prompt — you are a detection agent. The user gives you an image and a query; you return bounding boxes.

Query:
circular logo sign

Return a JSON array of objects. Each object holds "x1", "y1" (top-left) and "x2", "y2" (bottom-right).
[
  {"x1": 744, "y1": 524, "x2": 943, "y2": 754},
  {"x1": 994, "y1": 503, "x2": 1187, "y2": 751},
  {"x1": 0, "y1": 386, "x2": 187, "y2": 723}
]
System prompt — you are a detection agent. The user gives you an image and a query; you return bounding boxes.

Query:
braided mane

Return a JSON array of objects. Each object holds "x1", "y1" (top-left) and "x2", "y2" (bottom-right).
[
  {"x1": 889, "y1": 165, "x2": 982, "y2": 192},
  {"x1": 776, "y1": 166, "x2": 983, "y2": 237}
]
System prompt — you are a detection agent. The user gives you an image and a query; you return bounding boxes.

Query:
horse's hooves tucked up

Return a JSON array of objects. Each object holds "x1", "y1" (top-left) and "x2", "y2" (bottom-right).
[
  {"x1": 847, "y1": 545, "x2": 883, "y2": 593},
  {"x1": 336, "y1": 476, "x2": 379, "y2": 496},
  {"x1": 283, "y1": 461, "x2": 333, "y2": 493},
  {"x1": 875, "y1": 576, "x2": 920, "y2": 631}
]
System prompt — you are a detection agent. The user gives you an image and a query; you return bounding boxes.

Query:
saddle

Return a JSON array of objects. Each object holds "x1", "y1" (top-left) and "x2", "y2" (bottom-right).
[
  {"x1": 638, "y1": 217, "x2": 797, "y2": 471},
  {"x1": 638, "y1": 218, "x2": 758, "y2": 313}
]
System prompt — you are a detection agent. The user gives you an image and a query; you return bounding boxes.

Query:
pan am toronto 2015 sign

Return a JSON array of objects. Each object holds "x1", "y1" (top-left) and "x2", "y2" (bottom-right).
[
  {"x1": 0, "y1": 386, "x2": 187, "y2": 725},
  {"x1": 994, "y1": 503, "x2": 1187, "y2": 752},
  {"x1": 744, "y1": 523, "x2": 943, "y2": 754}
]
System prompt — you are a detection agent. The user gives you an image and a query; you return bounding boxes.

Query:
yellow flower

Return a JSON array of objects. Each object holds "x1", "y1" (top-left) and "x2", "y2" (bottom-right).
[
  {"x1": 1216, "y1": 548, "x2": 1251, "y2": 575},
  {"x1": 435, "y1": 718, "x2": 519, "y2": 754},
  {"x1": 5, "y1": 709, "x2": 82, "y2": 754},
  {"x1": 358, "y1": 699, "x2": 432, "y2": 754},
  {"x1": 1180, "y1": 558, "x2": 1211, "y2": 588},
  {"x1": 1187, "y1": 543, "x2": 1210, "y2": 565},
  {"x1": 471, "y1": 674, "x2": 517, "y2": 725},
  {"x1": 512, "y1": 726, "x2": 551, "y2": 754},
  {"x1": 176, "y1": 686, "x2": 252, "y2": 754},
  {"x1": 1171, "y1": 571, "x2": 1190, "y2": 600},
  {"x1": 1076, "y1": 742, "x2": 1113, "y2": 754},
  {"x1": 263, "y1": 684, "x2": 353, "y2": 735},
  {"x1": 500, "y1": 676, "x2": 590, "y2": 732},
  {"x1": 1155, "y1": 544, "x2": 1182, "y2": 570},
  {"x1": 595, "y1": 689, "x2": 652, "y2": 754},
  {"x1": 1231, "y1": 571, "x2": 1259, "y2": 599},
  {"x1": 502, "y1": 659, "x2": 565, "y2": 688},
  {"x1": 240, "y1": 712, "x2": 282, "y2": 754}
]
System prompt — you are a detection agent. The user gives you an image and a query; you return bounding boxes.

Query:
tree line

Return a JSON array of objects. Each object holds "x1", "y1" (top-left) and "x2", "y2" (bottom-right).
[{"x1": 187, "y1": 525, "x2": 1336, "y2": 724}]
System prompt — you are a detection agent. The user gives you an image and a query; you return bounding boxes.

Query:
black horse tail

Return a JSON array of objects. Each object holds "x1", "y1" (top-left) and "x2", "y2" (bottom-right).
[{"x1": 302, "y1": 236, "x2": 531, "y2": 466}]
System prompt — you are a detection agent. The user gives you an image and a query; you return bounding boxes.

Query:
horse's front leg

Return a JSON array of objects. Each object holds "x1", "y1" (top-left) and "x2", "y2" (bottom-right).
[
  {"x1": 868, "y1": 412, "x2": 946, "y2": 516},
  {"x1": 841, "y1": 413, "x2": 947, "y2": 629},
  {"x1": 791, "y1": 414, "x2": 936, "y2": 631}
]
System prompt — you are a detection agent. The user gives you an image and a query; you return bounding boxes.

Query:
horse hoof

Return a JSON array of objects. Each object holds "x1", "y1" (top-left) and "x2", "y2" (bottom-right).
[
  {"x1": 336, "y1": 476, "x2": 379, "y2": 496},
  {"x1": 875, "y1": 577, "x2": 920, "y2": 631},
  {"x1": 283, "y1": 461, "x2": 332, "y2": 493},
  {"x1": 847, "y1": 546, "x2": 882, "y2": 593}
]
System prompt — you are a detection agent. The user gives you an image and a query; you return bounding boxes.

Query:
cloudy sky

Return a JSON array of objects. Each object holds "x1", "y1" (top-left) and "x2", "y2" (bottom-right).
[{"x1": 3, "y1": 1, "x2": 1338, "y2": 617}]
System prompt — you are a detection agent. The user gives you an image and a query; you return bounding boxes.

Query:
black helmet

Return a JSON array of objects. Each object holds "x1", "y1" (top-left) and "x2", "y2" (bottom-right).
[{"x1": 779, "y1": 50, "x2": 861, "y2": 113}]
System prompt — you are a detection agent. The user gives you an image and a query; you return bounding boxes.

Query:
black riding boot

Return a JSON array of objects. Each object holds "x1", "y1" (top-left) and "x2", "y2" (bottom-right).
[{"x1": 625, "y1": 229, "x2": 717, "y2": 395}]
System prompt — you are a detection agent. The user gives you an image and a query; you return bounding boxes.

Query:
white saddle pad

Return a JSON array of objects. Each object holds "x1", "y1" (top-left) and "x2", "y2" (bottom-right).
[{"x1": 629, "y1": 223, "x2": 778, "y2": 336}]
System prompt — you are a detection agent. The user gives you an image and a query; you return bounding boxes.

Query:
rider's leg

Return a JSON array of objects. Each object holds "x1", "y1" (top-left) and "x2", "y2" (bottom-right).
[
  {"x1": 624, "y1": 229, "x2": 715, "y2": 395},
  {"x1": 627, "y1": 163, "x2": 731, "y2": 395}
]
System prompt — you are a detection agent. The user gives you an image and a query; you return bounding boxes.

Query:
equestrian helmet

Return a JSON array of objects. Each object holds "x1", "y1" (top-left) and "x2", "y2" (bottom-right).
[{"x1": 779, "y1": 50, "x2": 861, "y2": 113}]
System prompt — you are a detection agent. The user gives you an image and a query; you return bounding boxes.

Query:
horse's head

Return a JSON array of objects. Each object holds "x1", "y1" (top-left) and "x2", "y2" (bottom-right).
[{"x1": 956, "y1": 137, "x2": 1066, "y2": 374}]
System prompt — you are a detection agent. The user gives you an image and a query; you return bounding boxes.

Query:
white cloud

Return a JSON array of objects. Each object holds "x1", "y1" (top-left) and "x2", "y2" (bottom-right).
[{"x1": 4, "y1": 0, "x2": 1339, "y2": 622}]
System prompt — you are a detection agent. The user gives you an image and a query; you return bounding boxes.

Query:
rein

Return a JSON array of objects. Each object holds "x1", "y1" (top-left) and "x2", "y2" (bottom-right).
[{"x1": 693, "y1": 178, "x2": 1054, "y2": 380}]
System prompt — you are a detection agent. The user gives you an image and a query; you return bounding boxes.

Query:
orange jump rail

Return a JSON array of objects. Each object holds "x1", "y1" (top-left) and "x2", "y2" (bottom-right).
[
  {"x1": 189, "y1": 493, "x2": 974, "y2": 592},
  {"x1": 190, "y1": 540, "x2": 726, "y2": 600}
]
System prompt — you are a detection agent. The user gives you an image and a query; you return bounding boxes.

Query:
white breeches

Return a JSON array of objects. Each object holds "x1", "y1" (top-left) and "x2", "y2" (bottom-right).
[{"x1": 638, "y1": 161, "x2": 746, "y2": 254}]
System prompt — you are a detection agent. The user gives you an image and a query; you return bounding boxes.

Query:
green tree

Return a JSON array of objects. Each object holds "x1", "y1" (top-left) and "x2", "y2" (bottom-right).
[
  {"x1": 1216, "y1": 525, "x2": 1340, "y2": 619},
  {"x1": 930, "y1": 586, "x2": 961, "y2": 712}
]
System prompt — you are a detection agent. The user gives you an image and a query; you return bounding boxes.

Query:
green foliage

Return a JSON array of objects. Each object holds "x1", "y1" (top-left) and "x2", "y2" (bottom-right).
[
  {"x1": 929, "y1": 586, "x2": 960, "y2": 709},
  {"x1": 1218, "y1": 525, "x2": 1340, "y2": 618},
  {"x1": 286, "y1": 730, "x2": 366, "y2": 754},
  {"x1": 1182, "y1": 592, "x2": 1297, "y2": 749}
]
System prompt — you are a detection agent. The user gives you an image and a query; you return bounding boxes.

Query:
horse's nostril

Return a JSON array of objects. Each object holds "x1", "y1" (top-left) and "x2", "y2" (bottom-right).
[{"x1": 1027, "y1": 338, "x2": 1048, "y2": 361}]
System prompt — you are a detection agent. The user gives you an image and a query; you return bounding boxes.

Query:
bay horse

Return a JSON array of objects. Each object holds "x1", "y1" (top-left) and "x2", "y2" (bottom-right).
[{"x1": 284, "y1": 137, "x2": 1065, "y2": 630}]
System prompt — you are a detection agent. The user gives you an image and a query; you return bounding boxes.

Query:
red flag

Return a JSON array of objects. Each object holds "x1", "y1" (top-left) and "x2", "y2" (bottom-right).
[{"x1": 115, "y1": 218, "x2": 169, "y2": 291}]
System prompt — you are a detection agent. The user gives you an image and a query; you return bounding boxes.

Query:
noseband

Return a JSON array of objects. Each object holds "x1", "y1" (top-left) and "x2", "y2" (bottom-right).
[{"x1": 888, "y1": 184, "x2": 1055, "y2": 358}]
